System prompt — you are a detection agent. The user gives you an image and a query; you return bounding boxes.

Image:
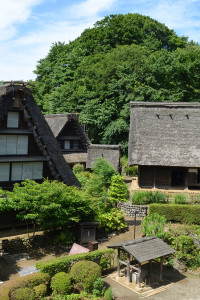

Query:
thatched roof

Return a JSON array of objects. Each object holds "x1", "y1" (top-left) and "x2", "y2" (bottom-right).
[
  {"x1": 86, "y1": 144, "x2": 121, "y2": 171},
  {"x1": 108, "y1": 236, "x2": 175, "y2": 263},
  {"x1": 0, "y1": 84, "x2": 80, "y2": 187},
  {"x1": 63, "y1": 153, "x2": 88, "y2": 164},
  {"x1": 129, "y1": 102, "x2": 200, "y2": 167},
  {"x1": 45, "y1": 113, "x2": 90, "y2": 146}
]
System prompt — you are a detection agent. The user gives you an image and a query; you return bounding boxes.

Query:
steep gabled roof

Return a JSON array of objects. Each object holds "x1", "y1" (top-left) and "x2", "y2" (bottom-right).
[
  {"x1": 108, "y1": 236, "x2": 175, "y2": 263},
  {"x1": 129, "y1": 102, "x2": 200, "y2": 168},
  {"x1": 0, "y1": 84, "x2": 81, "y2": 187},
  {"x1": 45, "y1": 113, "x2": 90, "y2": 146},
  {"x1": 86, "y1": 144, "x2": 121, "y2": 171}
]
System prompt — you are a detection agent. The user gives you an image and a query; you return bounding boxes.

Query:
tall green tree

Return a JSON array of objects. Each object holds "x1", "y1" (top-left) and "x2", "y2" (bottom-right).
[{"x1": 32, "y1": 13, "x2": 194, "y2": 154}]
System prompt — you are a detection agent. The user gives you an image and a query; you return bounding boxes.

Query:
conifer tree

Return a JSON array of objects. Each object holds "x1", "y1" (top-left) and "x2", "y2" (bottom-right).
[{"x1": 108, "y1": 174, "x2": 128, "y2": 204}]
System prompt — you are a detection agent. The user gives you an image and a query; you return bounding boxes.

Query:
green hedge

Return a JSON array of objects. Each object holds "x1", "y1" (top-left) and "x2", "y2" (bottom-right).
[
  {"x1": 149, "y1": 204, "x2": 200, "y2": 224},
  {"x1": 36, "y1": 249, "x2": 115, "y2": 276}
]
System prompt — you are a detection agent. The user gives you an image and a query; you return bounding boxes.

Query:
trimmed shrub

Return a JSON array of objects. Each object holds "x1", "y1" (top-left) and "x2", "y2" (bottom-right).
[
  {"x1": 132, "y1": 191, "x2": 168, "y2": 205},
  {"x1": 173, "y1": 193, "x2": 188, "y2": 204},
  {"x1": 51, "y1": 272, "x2": 71, "y2": 295},
  {"x1": 10, "y1": 287, "x2": 35, "y2": 300},
  {"x1": 104, "y1": 287, "x2": 113, "y2": 300},
  {"x1": 33, "y1": 283, "x2": 47, "y2": 298},
  {"x1": 70, "y1": 260, "x2": 102, "y2": 292},
  {"x1": 0, "y1": 272, "x2": 51, "y2": 300},
  {"x1": 149, "y1": 204, "x2": 200, "y2": 224},
  {"x1": 36, "y1": 249, "x2": 115, "y2": 276}
]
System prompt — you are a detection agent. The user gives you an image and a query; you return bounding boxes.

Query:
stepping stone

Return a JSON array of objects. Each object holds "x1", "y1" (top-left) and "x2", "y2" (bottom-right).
[{"x1": 18, "y1": 266, "x2": 39, "y2": 277}]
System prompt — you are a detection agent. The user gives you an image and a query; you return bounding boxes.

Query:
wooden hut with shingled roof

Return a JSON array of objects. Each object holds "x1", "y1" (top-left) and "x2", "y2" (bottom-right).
[
  {"x1": 0, "y1": 82, "x2": 80, "y2": 189},
  {"x1": 129, "y1": 102, "x2": 200, "y2": 190},
  {"x1": 108, "y1": 236, "x2": 175, "y2": 288}
]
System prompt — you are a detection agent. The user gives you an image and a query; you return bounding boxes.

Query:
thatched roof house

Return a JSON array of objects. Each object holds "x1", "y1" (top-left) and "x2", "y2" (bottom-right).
[
  {"x1": 45, "y1": 113, "x2": 90, "y2": 167},
  {"x1": 0, "y1": 83, "x2": 80, "y2": 189},
  {"x1": 86, "y1": 144, "x2": 121, "y2": 171},
  {"x1": 129, "y1": 102, "x2": 200, "y2": 189}
]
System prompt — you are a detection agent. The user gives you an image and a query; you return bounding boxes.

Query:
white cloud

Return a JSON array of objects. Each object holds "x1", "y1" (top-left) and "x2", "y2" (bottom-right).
[
  {"x1": 0, "y1": 0, "x2": 117, "y2": 80},
  {"x1": 140, "y1": 0, "x2": 200, "y2": 40},
  {"x1": 69, "y1": 0, "x2": 118, "y2": 18},
  {"x1": 0, "y1": 0, "x2": 43, "y2": 39}
]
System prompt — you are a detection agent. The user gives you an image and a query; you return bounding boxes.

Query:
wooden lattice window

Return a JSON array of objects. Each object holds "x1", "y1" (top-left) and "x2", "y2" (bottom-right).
[
  {"x1": 0, "y1": 135, "x2": 28, "y2": 155},
  {"x1": 7, "y1": 112, "x2": 19, "y2": 128}
]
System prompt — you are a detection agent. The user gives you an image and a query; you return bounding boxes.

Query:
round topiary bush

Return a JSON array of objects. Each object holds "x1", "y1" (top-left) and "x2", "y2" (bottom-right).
[
  {"x1": 51, "y1": 272, "x2": 71, "y2": 295},
  {"x1": 70, "y1": 260, "x2": 102, "y2": 292},
  {"x1": 33, "y1": 283, "x2": 47, "y2": 298},
  {"x1": 10, "y1": 287, "x2": 35, "y2": 300}
]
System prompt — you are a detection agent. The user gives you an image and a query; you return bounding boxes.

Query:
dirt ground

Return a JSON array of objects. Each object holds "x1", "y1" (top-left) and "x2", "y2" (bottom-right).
[{"x1": 0, "y1": 216, "x2": 200, "y2": 300}]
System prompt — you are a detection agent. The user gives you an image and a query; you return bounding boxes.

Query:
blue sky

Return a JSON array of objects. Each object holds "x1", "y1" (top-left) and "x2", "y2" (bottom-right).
[{"x1": 1, "y1": 0, "x2": 200, "y2": 81}]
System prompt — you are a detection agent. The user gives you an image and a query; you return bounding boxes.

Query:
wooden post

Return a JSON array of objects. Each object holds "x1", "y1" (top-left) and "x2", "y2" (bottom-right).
[
  {"x1": 148, "y1": 260, "x2": 152, "y2": 276},
  {"x1": 160, "y1": 257, "x2": 163, "y2": 281},
  {"x1": 127, "y1": 253, "x2": 131, "y2": 283},
  {"x1": 138, "y1": 264, "x2": 142, "y2": 288},
  {"x1": 117, "y1": 249, "x2": 120, "y2": 277}
]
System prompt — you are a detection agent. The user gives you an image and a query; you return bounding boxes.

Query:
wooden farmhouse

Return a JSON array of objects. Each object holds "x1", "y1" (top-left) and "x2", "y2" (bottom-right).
[
  {"x1": 0, "y1": 83, "x2": 80, "y2": 190},
  {"x1": 45, "y1": 114, "x2": 121, "y2": 171},
  {"x1": 129, "y1": 102, "x2": 200, "y2": 190},
  {"x1": 86, "y1": 144, "x2": 121, "y2": 171},
  {"x1": 45, "y1": 113, "x2": 90, "y2": 167}
]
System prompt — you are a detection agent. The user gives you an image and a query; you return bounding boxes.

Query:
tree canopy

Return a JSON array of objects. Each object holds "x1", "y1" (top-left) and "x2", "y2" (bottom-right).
[{"x1": 32, "y1": 13, "x2": 199, "y2": 154}]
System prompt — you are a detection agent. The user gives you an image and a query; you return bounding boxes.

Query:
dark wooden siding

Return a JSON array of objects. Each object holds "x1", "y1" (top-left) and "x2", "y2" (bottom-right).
[
  {"x1": 156, "y1": 167, "x2": 171, "y2": 188},
  {"x1": 139, "y1": 166, "x2": 154, "y2": 187}
]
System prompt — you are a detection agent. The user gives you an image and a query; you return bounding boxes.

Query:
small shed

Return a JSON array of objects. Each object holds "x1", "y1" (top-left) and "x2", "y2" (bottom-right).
[
  {"x1": 86, "y1": 144, "x2": 121, "y2": 171},
  {"x1": 108, "y1": 236, "x2": 175, "y2": 288}
]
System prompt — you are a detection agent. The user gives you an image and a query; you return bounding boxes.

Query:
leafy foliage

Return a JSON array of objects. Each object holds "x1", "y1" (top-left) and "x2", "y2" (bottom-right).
[
  {"x1": 51, "y1": 272, "x2": 71, "y2": 295},
  {"x1": 92, "y1": 277, "x2": 105, "y2": 297},
  {"x1": 132, "y1": 191, "x2": 168, "y2": 205},
  {"x1": 8, "y1": 179, "x2": 94, "y2": 232},
  {"x1": 164, "y1": 224, "x2": 200, "y2": 268},
  {"x1": 33, "y1": 13, "x2": 191, "y2": 155},
  {"x1": 91, "y1": 158, "x2": 117, "y2": 187},
  {"x1": 104, "y1": 287, "x2": 113, "y2": 300},
  {"x1": 142, "y1": 213, "x2": 166, "y2": 238},
  {"x1": 173, "y1": 193, "x2": 188, "y2": 204},
  {"x1": 120, "y1": 156, "x2": 138, "y2": 176},
  {"x1": 72, "y1": 164, "x2": 85, "y2": 175},
  {"x1": 98, "y1": 208, "x2": 127, "y2": 232},
  {"x1": 70, "y1": 260, "x2": 101, "y2": 292},
  {"x1": 10, "y1": 287, "x2": 35, "y2": 300},
  {"x1": 36, "y1": 249, "x2": 115, "y2": 276},
  {"x1": 108, "y1": 174, "x2": 128, "y2": 203},
  {"x1": 33, "y1": 283, "x2": 47, "y2": 298}
]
